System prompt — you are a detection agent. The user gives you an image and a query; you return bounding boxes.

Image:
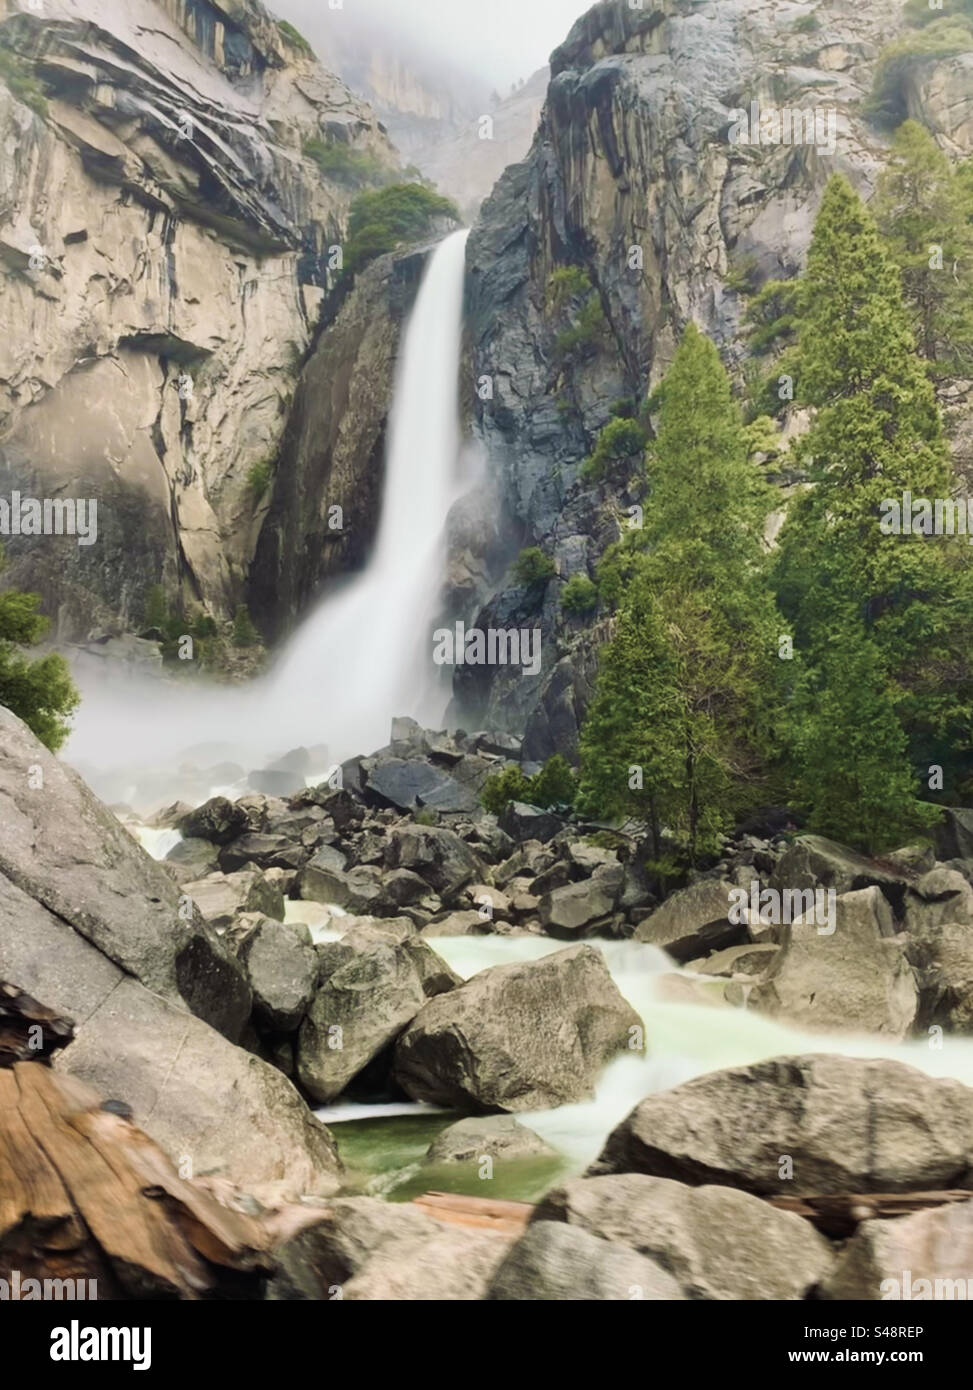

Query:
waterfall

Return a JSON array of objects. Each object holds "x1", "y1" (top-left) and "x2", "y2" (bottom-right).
[
  {"x1": 66, "y1": 230, "x2": 471, "y2": 793},
  {"x1": 268, "y1": 227, "x2": 471, "y2": 753}
]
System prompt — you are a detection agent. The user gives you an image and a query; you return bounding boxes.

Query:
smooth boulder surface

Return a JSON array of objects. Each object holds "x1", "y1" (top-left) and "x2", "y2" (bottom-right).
[
  {"x1": 821, "y1": 1200, "x2": 973, "y2": 1301},
  {"x1": 424, "y1": 1115, "x2": 558, "y2": 1166},
  {"x1": 297, "y1": 935, "x2": 458, "y2": 1102},
  {"x1": 394, "y1": 944, "x2": 642, "y2": 1112},
  {"x1": 0, "y1": 708, "x2": 248, "y2": 1038},
  {"x1": 237, "y1": 917, "x2": 319, "y2": 1033},
  {"x1": 383, "y1": 823, "x2": 481, "y2": 897},
  {"x1": 488, "y1": 1221, "x2": 684, "y2": 1301},
  {"x1": 268, "y1": 1197, "x2": 513, "y2": 1301},
  {"x1": 591, "y1": 1055, "x2": 973, "y2": 1195},
  {"x1": 535, "y1": 1174, "x2": 834, "y2": 1299},
  {"x1": 749, "y1": 886, "x2": 918, "y2": 1038},
  {"x1": 633, "y1": 879, "x2": 742, "y2": 961}
]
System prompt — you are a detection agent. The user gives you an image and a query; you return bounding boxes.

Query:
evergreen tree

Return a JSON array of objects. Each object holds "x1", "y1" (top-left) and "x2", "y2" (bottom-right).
[
  {"x1": 873, "y1": 120, "x2": 973, "y2": 374},
  {"x1": 788, "y1": 612, "x2": 940, "y2": 852},
  {"x1": 581, "y1": 324, "x2": 781, "y2": 861},
  {"x1": 774, "y1": 175, "x2": 973, "y2": 799},
  {"x1": 0, "y1": 547, "x2": 79, "y2": 750}
]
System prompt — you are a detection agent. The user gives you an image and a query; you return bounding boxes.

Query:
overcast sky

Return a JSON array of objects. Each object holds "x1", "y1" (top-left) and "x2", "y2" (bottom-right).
[{"x1": 274, "y1": 0, "x2": 589, "y2": 88}]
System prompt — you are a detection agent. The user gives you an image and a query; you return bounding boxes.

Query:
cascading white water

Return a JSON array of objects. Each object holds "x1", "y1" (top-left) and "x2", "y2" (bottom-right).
[
  {"x1": 65, "y1": 230, "x2": 471, "y2": 792},
  {"x1": 267, "y1": 227, "x2": 471, "y2": 753}
]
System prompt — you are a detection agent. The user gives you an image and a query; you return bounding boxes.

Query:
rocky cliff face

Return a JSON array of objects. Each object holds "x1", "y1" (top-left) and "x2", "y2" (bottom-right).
[
  {"x1": 459, "y1": 0, "x2": 973, "y2": 757},
  {"x1": 0, "y1": 0, "x2": 396, "y2": 641}
]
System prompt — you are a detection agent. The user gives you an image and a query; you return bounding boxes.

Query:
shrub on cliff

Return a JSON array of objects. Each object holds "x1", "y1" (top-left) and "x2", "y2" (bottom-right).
[
  {"x1": 345, "y1": 184, "x2": 460, "y2": 275},
  {"x1": 0, "y1": 547, "x2": 78, "y2": 751}
]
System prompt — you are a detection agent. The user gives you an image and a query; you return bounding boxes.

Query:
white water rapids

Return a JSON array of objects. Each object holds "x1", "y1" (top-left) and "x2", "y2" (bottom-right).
[{"x1": 66, "y1": 229, "x2": 472, "y2": 799}]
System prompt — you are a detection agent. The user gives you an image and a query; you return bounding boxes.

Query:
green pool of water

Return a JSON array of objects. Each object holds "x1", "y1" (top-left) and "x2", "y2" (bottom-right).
[{"x1": 332, "y1": 1112, "x2": 574, "y2": 1204}]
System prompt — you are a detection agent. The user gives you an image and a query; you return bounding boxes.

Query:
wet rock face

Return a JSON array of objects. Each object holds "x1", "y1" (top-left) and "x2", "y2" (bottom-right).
[
  {"x1": 0, "y1": 0, "x2": 395, "y2": 637},
  {"x1": 459, "y1": 0, "x2": 973, "y2": 743}
]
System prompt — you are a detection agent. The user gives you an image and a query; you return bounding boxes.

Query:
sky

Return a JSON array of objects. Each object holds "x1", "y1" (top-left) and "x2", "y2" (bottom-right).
[{"x1": 273, "y1": 0, "x2": 590, "y2": 88}]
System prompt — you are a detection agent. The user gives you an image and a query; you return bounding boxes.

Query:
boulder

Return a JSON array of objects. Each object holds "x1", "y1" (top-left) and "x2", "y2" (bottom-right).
[
  {"x1": 539, "y1": 872, "x2": 618, "y2": 937},
  {"x1": 424, "y1": 1115, "x2": 558, "y2": 1166},
  {"x1": 535, "y1": 1174, "x2": 834, "y2": 1299},
  {"x1": 394, "y1": 944, "x2": 642, "y2": 1112},
  {"x1": 298, "y1": 863, "x2": 392, "y2": 915},
  {"x1": 934, "y1": 807, "x2": 973, "y2": 862},
  {"x1": 163, "y1": 836, "x2": 220, "y2": 883},
  {"x1": 297, "y1": 935, "x2": 458, "y2": 1102},
  {"x1": 902, "y1": 869, "x2": 973, "y2": 938},
  {"x1": 498, "y1": 802, "x2": 565, "y2": 844},
  {"x1": 177, "y1": 796, "x2": 249, "y2": 845},
  {"x1": 770, "y1": 834, "x2": 913, "y2": 911},
  {"x1": 488, "y1": 1221, "x2": 684, "y2": 1301},
  {"x1": 183, "y1": 869, "x2": 285, "y2": 931},
  {"x1": 218, "y1": 833, "x2": 308, "y2": 873},
  {"x1": 749, "y1": 887, "x2": 918, "y2": 1038},
  {"x1": 634, "y1": 879, "x2": 742, "y2": 961},
  {"x1": 908, "y1": 923, "x2": 973, "y2": 1033},
  {"x1": 383, "y1": 824, "x2": 481, "y2": 897},
  {"x1": 0, "y1": 708, "x2": 248, "y2": 1039},
  {"x1": 268, "y1": 1197, "x2": 512, "y2": 1301},
  {"x1": 237, "y1": 917, "x2": 319, "y2": 1033},
  {"x1": 364, "y1": 758, "x2": 479, "y2": 814},
  {"x1": 421, "y1": 910, "x2": 491, "y2": 937},
  {"x1": 294, "y1": 786, "x2": 364, "y2": 833},
  {"x1": 591, "y1": 1054, "x2": 973, "y2": 1196},
  {"x1": 52, "y1": 978, "x2": 341, "y2": 1199},
  {"x1": 821, "y1": 1200, "x2": 973, "y2": 1300}
]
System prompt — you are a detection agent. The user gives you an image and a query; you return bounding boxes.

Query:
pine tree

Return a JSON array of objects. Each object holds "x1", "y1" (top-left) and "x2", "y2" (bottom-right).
[
  {"x1": 873, "y1": 120, "x2": 973, "y2": 375},
  {"x1": 789, "y1": 613, "x2": 940, "y2": 853},
  {"x1": 774, "y1": 175, "x2": 973, "y2": 799},
  {"x1": 0, "y1": 547, "x2": 79, "y2": 750},
  {"x1": 581, "y1": 324, "x2": 781, "y2": 861}
]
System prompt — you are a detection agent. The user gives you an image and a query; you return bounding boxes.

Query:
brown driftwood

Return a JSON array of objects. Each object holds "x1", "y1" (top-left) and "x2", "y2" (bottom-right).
[
  {"x1": 767, "y1": 1190, "x2": 973, "y2": 1239},
  {"x1": 0, "y1": 981, "x2": 330, "y2": 1297},
  {"x1": 412, "y1": 1191, "x2": 533, "y2": 1236}
]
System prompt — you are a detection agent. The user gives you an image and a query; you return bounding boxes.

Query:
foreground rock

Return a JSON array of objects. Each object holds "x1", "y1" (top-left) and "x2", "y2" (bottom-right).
[
  {"x1": 821, "y1": 1200, "x2": 973, "y2": 1300},
  {"x1": 269, "y1": 1197, "x2": 513, "y2": 1301},
  {"x1": 394, "y1": 944, "x2": 641, "y2": 1111},
  {"x1": 591, "y1": 1055, "x2": 973, "y2": 1196},
  {"x1": 633, "y1": 880, "x2": 742, "y2": 961},
  {"x1": 488, "y1": 1221, "x2": 684, "y2": 1300},
  {"x1": 0, "y1": 709, "x2": 249, "y2": 1038},
  {"x1": 535, "y1": 1174, "x2": 833, "y2": 1299}
]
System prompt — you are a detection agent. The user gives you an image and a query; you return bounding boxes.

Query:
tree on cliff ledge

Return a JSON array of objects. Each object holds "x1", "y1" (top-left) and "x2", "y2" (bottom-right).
[{"x1": 0, "y1": 547, "x2": 79, "y2": 751}]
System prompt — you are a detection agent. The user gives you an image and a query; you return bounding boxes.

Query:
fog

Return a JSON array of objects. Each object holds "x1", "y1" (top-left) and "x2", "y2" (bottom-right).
[{"x1": 271, "y1": 0, "x2": 589, "y2": 89}]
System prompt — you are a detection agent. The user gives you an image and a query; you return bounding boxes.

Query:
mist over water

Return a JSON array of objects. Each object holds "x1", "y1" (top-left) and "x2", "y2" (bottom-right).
[{"x1": 66, "y1": 230, "x2": 471, "y2": 803}]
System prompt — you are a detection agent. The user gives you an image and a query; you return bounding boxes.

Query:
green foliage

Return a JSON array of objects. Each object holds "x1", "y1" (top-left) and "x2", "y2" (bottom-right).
[
  {"x1": 345, "y1": 184, "x2": 460, "y2": 275},
  {"x1": 904, "y1": 0, "x2": 973, "y2": 26},
  {"x1": 414, "y1": 806, "x2": 439, "y2": 826},
  {"x1": 793, "y1": 11, "x2": 821, "y2": 33},
  {"x1": 873, "y1": 120, "x2": 973, "y2": 375},
  {"x1": 276, "y1": 19, "x2": 314, "y2": 57},
  {"x1": 744, "y1": 277, "x2": 802, "y2": 357},
  {"x1": 546, "y1": 267, "x2": 609, "y2": 363},
  {"x1": 232, "y1": 605, "x2": 260, "y2": 649},
  {"x1": 140, "y1": 587, "x2": 229, "y2": 668},
  {"x1": 581, "y1": 416, "x2": 648, "y2": 483},
  {"x1": 246, "y1": 459, "x2": 273, "y2": 503},
  {"x1": 0, "y1": 547, "x2": 78, "y2": 750},
  {"x1": 788, "y1": 616, "x2": 941, "y2": 853},
  {"x1": 867, "y1": 17, "x2": 973, "y2": 129},
  {"x1": 303, "y1": 137, "x2": 390, "y2": 190},
  {"x1": 480, "y1": 755, "x2": 577, "y2": 816},
  {"x1": 579, "y1": 324, "x2": 780, "y2": 863},
  {"x1": 0, "y1": 46, "x2": 48, "y2": 117},
  {"x1": 481, "y1": 764, "x2": 532, "y2": 816},
  {"x1": 561, "y1": 574, "x2": 599, "y2": 617},
  {"x1": 512, "y1": 546, "x2": 556, "y2": 588},
  {"x1": 143, "y1": 583, "x2": 169, "y2": 633},
  {"x1": 773, "y1": 175, "x2": 973, "y2": 801},
  {"x1": 724, "y1": 253, "x2": 762, "y2": 296}
]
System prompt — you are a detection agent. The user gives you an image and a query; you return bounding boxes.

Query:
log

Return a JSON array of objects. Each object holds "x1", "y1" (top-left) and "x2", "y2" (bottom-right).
[
  {"x1": 412, "y1": 1191, "x2": 533, "y2": 1236},
  {"x1": 0, "y1": 979, "x2": 329, "y2": 1298},
  {"x1": 767, "y1": 1190, "x2": 973, "y2": 1238}
]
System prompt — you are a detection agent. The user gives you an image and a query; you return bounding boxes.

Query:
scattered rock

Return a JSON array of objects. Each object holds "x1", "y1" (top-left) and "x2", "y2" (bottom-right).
[
  {"x1": 634, "y1": 879, "x2": 742, "y2": 961},
  {"x1": 424, "y1": 1115, "x2": 558, "y2": 1166},
  {"x1": 488, "y1": 1221, "x2": 684, "y2": 1300}
]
